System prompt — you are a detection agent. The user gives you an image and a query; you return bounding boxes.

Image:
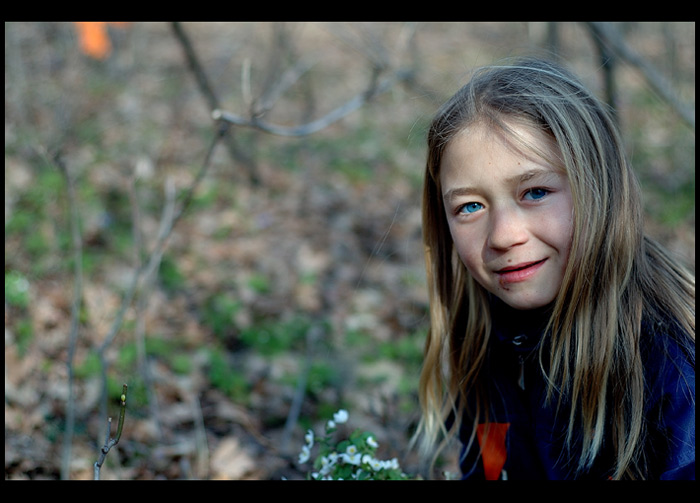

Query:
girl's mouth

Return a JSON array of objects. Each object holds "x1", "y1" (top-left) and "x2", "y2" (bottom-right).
[{"x1": 496, "y1": 259, "x2": 547, "y2": 284}]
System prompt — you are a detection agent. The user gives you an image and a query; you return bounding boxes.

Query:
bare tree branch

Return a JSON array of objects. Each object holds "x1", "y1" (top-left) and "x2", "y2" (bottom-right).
[
  {"x1": 211, "y1": 22, "x2": 419, "y2": 138},
  {"x1": 94, "y1": 123, "x2": 229, "y2": 444},
  {"x1": 213, "y1": 68, "x2": 413, "y2": 137},
  {"x1": 586, "y1": 22, "x2": 695, "y2": 130},
  {"x1": 171, "y1": 21, "x2": 260, "y2": 185}
]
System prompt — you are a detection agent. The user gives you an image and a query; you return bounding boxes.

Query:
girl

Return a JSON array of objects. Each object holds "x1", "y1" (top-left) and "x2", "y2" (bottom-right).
[{"x1": 414, "y1": 57, "x2": 694, "y2": 480}]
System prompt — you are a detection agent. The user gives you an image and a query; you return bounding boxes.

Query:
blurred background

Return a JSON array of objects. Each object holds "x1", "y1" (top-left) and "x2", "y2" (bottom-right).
[{"x1": 5, "y1": 22, "x2": 694, "y2": 480}]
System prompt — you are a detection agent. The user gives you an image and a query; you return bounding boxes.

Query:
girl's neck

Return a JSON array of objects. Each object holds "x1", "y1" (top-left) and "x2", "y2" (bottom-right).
[{"x1": 489, "y1": 295, "x2": 553, "y2": 347}]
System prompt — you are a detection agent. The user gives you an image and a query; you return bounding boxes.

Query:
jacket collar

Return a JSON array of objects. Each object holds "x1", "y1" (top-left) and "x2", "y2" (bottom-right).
[{"x1": 489, "y1": 295, "x2": 552, "y2": 353}]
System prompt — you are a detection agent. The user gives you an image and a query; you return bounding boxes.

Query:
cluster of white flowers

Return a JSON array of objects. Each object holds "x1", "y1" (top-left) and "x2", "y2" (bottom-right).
[{"x1": 297, "y1": 409, "x2": 412, "y2": 480}]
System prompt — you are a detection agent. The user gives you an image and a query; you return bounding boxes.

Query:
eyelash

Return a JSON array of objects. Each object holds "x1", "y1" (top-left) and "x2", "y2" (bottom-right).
[
  {"x1": 523, "y1": 187, "x2": 549, "y2": 200},
  {"x1": 455, "y1": 187, "x2": 551, "y2": 215}
]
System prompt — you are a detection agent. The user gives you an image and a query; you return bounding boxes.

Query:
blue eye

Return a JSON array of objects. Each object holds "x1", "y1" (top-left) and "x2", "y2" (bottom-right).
[
  {"x1": 524, "y1": 188, "x2": 549, "y2": 200},
  {"x1": 459, "y1": 202, "x2": 484, "y2": 214}
]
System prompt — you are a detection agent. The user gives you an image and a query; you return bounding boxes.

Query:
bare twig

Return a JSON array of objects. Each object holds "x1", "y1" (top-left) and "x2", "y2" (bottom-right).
[
  {"x1": 324, "y1": 23, "x2": 391, "y2": 72},
  {"x1": 252, "y1": 57, "x2": 317, "y2": 118},
  {"x1": 94, "y1": 384, "x2": 128, "y2": 480},
  {"x1": 129, "y1": 175, "x2": 177, "y2": 443},
  {"x1": 253, "y1": 22, "x2": 298, "y2": 116},
  {"x1": 53, "y1": 151, "x2": 84, "y2": 480},
  {"x1": 281, "y1": 322, "x2": 325, "y2": 454}
]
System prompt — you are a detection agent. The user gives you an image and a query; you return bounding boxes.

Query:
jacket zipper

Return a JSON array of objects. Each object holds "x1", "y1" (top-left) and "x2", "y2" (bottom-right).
[
  {"x1": 517, "y1": 355, "x2": 525, "y2": 390},
  {"x1": 512, "y1": 334, "x2": 528, "y2": 391}
]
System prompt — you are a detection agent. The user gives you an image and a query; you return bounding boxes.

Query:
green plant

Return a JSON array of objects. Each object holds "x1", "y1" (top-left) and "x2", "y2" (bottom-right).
[
  {"x1": 239, "y1": 316, "x2": 311, "y2": 357},
  {"x1": 297, "y1": 409, "x2": 415, "y2": 480},
  {"x1": 378, "y1": 331, "x2": 425, "y2": 369},
  {"x1": 5, "y1": 271, "x2": 30, "y2": 309},
  {"x1": 14, "y1": 319, "x2": 34, "y2": 357},
  {"x1": 74, "y1": 351, "x2": 102, "y2": 379},
  {"x1": 159, "y1": 255, "x2": 186, "y2": 292},
  {"x1": 207, "y1": 347, "x2": 249, "y2": 403},
  {"x1": 201, "y1": 293, "x2": 241, "y2": 340}
]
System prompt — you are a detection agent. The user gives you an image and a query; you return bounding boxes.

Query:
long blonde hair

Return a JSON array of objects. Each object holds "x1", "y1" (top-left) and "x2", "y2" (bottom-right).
[{"x1": 414, "y1": 57, "x2": 695, "y2": 479}]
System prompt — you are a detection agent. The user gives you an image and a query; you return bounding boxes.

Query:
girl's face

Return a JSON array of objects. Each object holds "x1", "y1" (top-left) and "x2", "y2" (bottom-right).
[{"x1": 440, "y1": 121, "x2": 574, "y2": 310}]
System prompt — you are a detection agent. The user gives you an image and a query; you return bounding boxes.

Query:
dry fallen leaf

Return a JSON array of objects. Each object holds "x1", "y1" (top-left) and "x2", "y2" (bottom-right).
[{"x1": 210, "y1": 437, "x2": 257, "y2": 480}]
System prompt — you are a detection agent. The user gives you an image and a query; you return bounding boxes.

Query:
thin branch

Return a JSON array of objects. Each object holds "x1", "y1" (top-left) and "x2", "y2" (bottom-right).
[
  {"x1": 171, "y1": 22, "x2": 219, "y2": 114},
  {"x1": 96, "y1": 125, "x2": 226, "y2": 355},
  {"x1": 213, "y1": 68, "x2": 412, "y2": 137},
  {"x1": 586, "y1": 22, "x2": 694, "y2": 130},
  {"x1": 324, "y1": 23, "x2": 391, "y2": 72},
  {"x1": 94, "y1": 384, "x2": 128, "y2": 480},
  {"x1": 94, "y1": 124, "x2": 229, "y2": 442},
  {"x1": 242, "y1": 57, "x2": 253, "y2": 109},
  {"x1": 129, "y1": 173, "x2": 172, "y2": 443},
  {"x1": 252, "y1": 57, "x2": 317, "y2": 118},
  {"x1": 214, "y1": 22, "x2": 420, "y2": 138},
  {"x1": 53, "y1": 151, "x2": 84, "y2": 480},
  {"x1": 281, "y1": 322, "x2": 324, "y2": 454}
]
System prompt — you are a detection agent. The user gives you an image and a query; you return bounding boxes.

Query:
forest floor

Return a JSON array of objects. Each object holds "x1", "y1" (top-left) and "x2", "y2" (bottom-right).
[{"x1": 5, "y1": 22, "x2": 694, "y2": 480}]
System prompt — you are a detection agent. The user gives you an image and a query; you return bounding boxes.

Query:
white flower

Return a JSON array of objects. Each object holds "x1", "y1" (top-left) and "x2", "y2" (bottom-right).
[
  {"x1": 326, "y1": 419, "x2": 336, "y2": 429},
  {"x1": 341, "y1": 452, "x2": 362, "y2": 465},
  {"x1": 345, "y1": 444, "x2": 358, "y2": 456},
  {"x1": 319, "y1": 458, "x2": 332, "y2": 476},
  {"x1": 319, "y1": 453, "x2": 338, "y2": 476},
  {"x1": 298, "y1": 445, "x2": 311, "y2": 464},
  {"x1": 304, "y1": 429, "x2": 314, "y2": 447},
  {"x1": 369, "y1": 458, "x2": 384, "y2": 471},
  {"x1": 367, "y1": 436, "x2": 379, "y2": 448},
  {"x1": 333, "y1": 409, "x2": 349, "y2": 424}
]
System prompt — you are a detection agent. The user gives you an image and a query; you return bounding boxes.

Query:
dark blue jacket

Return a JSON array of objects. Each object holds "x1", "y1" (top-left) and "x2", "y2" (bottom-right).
[{"x1": 458, "y1": 299, "x2": 695, "y2": 480}]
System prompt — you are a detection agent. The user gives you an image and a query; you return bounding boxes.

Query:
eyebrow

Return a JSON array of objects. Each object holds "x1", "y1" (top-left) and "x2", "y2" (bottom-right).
[{"x1": 442, "y1": 168, "x2": 556, "y2": 202}]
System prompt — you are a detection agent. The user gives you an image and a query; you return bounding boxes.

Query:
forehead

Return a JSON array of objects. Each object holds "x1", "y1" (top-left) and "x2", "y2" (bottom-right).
[{"x1": 440, "y1": 120, "x2": 564, "y2": 184}]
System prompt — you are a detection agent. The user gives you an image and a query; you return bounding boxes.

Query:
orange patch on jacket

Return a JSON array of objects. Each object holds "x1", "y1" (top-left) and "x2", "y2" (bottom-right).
[{"x1": 477, "y1": 422, "x2": 510, "y2": 480}]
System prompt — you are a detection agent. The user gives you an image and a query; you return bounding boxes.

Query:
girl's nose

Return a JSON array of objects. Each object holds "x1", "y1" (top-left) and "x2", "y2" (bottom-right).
[{"x1": 486, "y1": 206, "x2": 529, "y2": 250}]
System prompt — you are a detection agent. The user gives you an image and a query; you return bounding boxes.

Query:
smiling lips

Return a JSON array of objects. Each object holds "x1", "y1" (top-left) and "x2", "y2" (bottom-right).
[{"x1": 495, "y1": 259, "x2": 547, "y2": 284}]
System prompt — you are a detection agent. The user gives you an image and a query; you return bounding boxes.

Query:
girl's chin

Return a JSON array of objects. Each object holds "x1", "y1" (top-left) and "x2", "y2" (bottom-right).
[{"x1": 492, "y1": 291, "x2": 555, "y2": 311}]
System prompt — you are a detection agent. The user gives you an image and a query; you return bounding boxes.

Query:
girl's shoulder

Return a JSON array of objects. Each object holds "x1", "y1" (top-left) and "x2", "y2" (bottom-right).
[
  {"x1": 640, "y1": 313, "x2": 695, "y2": 480},
  {"x1": 640, "y1": 312, "x2": 694, "y2": 392},
  {"x1": 640, "y1": 311, "x2": 694, "y2": 419},
  {"x1": 640, "y1": 313, "x2": 694, "y2": 370}
]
